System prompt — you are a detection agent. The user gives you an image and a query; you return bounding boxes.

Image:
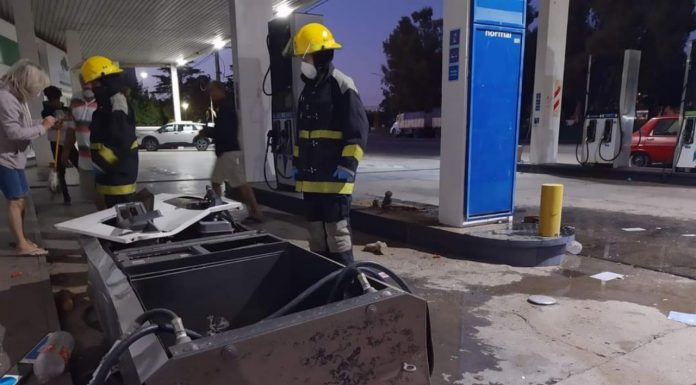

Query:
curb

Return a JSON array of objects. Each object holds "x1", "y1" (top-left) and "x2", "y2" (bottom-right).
[
  {"x1": 518, "y1": 163, "x2": 696, "y2": 186},
  {"x1": 252, "y1": 186, "x2": 569, "y2": 267}
]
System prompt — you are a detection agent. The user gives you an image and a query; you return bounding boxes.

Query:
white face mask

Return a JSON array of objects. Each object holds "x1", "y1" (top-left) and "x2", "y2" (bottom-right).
[
  {"x1": 83, "y1": 90, "x2": 95, "y2": 100},
  {"x1": 301, "y1": 61, "x2": 317, "y2": 79}
]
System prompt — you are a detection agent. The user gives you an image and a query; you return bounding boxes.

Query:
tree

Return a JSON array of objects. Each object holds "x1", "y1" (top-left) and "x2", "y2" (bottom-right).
[
  {"x1": 587, "y1": 0, "x2": 696, "y2": 113},
  {"x1": 127, "y1": 82, "x2": 171, "y2": 126},
  {"x1": 561, "y1": 0, "x2": 594, "y2": 121},
  {"x1": 152, "y1": 65, "x2": 212, "y2": 122},
  {"x1": 380, "y1": 7, "x2": 442, "y2": 114}
]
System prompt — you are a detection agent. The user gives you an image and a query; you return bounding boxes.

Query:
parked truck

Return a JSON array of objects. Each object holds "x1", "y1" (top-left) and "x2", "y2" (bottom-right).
[{"x1": 389, "y1": 110, "x2": 441, "y2": 138}]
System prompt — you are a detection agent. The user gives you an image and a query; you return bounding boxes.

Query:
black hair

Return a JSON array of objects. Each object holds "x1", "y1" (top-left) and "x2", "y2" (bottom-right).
[{"x1": 43, "y1": 85, "x2": 62, "y2": 99}]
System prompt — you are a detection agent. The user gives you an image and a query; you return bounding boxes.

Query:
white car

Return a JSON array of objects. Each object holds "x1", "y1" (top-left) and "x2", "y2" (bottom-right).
[{"x1": 137, "y1": 122, "x2": 211, "y2": 151}]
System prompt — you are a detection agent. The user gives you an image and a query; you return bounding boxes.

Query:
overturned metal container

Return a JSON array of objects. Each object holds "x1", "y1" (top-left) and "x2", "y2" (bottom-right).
[{"x1": 61, "y1": 194, "x2": 432, "y2": 384}]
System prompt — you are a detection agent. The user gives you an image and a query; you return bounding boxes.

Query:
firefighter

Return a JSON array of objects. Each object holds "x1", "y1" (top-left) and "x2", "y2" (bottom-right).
[
  {"x1": 289, "y1": 23, "x2": 369, "y2": 265},
  {"x1": 80, "y1": 56, "x2": 138, "y2": 208}
]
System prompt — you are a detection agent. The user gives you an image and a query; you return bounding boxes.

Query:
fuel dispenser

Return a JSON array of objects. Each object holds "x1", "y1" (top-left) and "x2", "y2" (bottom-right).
[
  {"x1": 675, "y1": 41, "x2": 696, "y2": 171},
  {"x1": 266, "y1": 13, "x2": 323, "y2": 190},
  {"x1": 440, "y1": 0, "x2": 526, "y2": 226},
  {"x1": 578, "y1": 50, "x2": 641, "y2": 167}
]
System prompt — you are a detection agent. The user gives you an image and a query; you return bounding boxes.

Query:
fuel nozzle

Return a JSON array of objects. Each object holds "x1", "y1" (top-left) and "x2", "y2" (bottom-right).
[{"x1": 357, "y1": 271, "x2": 377, "y2": 294}]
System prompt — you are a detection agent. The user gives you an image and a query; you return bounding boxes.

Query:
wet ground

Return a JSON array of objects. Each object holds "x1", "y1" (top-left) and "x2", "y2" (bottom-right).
[
  {"x1": 7, "y1": 134, "x2": 696, "y2": 384},
  {"x1": 249, "y1": 208, "x2": 696, "y2": 385},
  {"x1": 3, "y1": 182, "x2": 695, "y2": 385}
]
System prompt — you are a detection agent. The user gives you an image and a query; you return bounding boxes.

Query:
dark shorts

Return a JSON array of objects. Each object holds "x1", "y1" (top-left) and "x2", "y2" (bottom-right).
[{"x1": 0, "y1": 165, "x2": 29, "y2": 199}]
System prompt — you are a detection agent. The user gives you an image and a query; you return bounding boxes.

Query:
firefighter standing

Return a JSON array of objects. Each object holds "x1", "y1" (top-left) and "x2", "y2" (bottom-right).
[
  {"x1": 80, "y1": 56, "x2": 138, "y2": 208},
  {"x1": 290, "y1": 23, "x2": 369, "y2": 265}
]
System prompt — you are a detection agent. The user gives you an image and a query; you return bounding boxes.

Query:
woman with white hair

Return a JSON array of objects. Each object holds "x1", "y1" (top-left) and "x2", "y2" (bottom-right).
[{"x1": 0, "y1": 59, "x2": 57, "y2": 256}]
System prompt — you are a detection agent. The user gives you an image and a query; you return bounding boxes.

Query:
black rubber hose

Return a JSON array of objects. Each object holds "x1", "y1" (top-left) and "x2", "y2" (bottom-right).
[
  {"x1": 598, "y1": 134, "x2": 622, "y2": 162},
  {"x1": 327, "y1": 266, "x2": 359, "y2": 302},
  {"x1": 355, "y1": 262, "x2": 412, "y2": 293},
  {"x1": 89, "y1": 324, "x2": 203, "y2": 385},
  {"x1": 266, "y1": 268, "x2": 348, "y2": 319},
  {"x1": 133, "y1": 308, "x2": 178, "y2": 326},
  {"x1": 88, "y1": 324, "x2": 160, "y2": 385}
]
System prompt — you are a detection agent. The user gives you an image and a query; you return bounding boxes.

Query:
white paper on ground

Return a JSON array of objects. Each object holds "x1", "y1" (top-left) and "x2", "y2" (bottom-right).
[
  {"x1": 668, "y1": 311, "x2": 696, "y2": 326},
  {"x1": 621, "y1": 228, "x2": 646, "y2": 232},
  {"x1": 590, "y1": 272, "x2": 625, "y2": 281},
  {"x1": 682, "y1": 234, "x2": 696, "y2": 237}
]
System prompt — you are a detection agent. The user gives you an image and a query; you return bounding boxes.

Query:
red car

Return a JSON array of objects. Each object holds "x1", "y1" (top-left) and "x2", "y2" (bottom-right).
[{"x1": 631, "y1": 116, "x2": 680, "y2": 167}]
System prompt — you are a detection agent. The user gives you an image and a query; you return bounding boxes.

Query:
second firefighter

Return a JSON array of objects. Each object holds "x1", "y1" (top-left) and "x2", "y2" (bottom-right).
[{"x1": 290, "y1": 23, "x2": 369, "y2": 265}]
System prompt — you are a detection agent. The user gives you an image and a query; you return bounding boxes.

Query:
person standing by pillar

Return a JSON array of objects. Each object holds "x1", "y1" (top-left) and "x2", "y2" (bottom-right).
[
  {"x1": 68, "y1": 82, "x2": 102, "y2": 209},
  {"x1": 289, "y1": 23, "x2": 369, "y2": 265},
  {"x1": 80, "y1": 56, "x2": 139, "y2": 208},
  {"x1": 42, "y1": 85, "x2": 78, "y2": 204}
]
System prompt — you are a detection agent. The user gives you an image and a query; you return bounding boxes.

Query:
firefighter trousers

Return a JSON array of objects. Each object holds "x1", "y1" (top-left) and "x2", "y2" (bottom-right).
[{"x1": 303, "y1": 193, "x2": 354, "y2": 265}]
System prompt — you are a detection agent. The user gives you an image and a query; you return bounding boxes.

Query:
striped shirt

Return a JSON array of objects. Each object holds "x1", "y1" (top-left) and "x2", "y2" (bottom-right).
[{"x1": 70, "y1": 98, "x2": 98, "y2": 171}]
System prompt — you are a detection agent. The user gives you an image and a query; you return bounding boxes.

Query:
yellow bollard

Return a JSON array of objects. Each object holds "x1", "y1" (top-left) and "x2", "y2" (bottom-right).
[{"x1": 539, "y1": 184, "x2": 564, "y2": 237}]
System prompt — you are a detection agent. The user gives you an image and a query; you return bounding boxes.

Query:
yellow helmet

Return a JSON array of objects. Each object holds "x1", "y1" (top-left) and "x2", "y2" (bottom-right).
[
  {"x1": 289, "y1": 23, "x2": 342, "y2": 56},
  {"x1": 81, "y1": 56, "x2": 123, "y2": 83}
]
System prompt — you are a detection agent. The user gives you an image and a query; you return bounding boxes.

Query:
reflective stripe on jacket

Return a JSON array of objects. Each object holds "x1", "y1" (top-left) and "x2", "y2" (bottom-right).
[
  {"x1": 294, "y1": 66, "x2": 369, "y2": 195},
  {"x1": 90, "y1": 93, "x2": 139, "y2": 195}
]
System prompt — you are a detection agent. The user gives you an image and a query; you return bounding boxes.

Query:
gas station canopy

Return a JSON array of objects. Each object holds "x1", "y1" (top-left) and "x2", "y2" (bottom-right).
[{"x1": 0, "y1": 0, "x2": 318, "y2": 66}]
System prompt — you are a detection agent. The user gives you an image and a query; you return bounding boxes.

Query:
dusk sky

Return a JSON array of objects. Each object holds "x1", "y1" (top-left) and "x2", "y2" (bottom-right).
[
  {"x1": 139, "y1": 0, "x2": 444, "y2": 108},
  {"x1": 305, "y1": 0, "x2": 443, "y2": 107}
]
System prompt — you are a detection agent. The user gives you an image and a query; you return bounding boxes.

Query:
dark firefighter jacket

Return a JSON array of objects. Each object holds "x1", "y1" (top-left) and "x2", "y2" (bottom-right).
[
  {"x1": 294, "y1": 66, "x2": 369, "y2": 195},
  {"x1": 90, "y1": 93, "x2": 139, "y2": 195}
]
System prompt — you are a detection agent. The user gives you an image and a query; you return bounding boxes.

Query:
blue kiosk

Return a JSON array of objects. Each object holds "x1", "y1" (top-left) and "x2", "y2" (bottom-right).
[{"x1": 440, "y1": 0, "x2": 526, "y2": 227}]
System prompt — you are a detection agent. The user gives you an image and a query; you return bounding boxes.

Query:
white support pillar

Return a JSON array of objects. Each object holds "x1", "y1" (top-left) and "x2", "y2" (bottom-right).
[
  {"x1": 529, "y1": 0, "x2": 569, "y2": 165},
  {"x1": 170, "y1": 64, "x2": 182, "y2": 122},
  {"x1": 12, "y1": 0, "x2": 52, "y2": 167},
  {"x1": 439, "y1": 0, "x2": 471, "y2": 226},
  {"x1": 65, "y1": 30, "x2": 84, "y2": 96},
  {"x1": 228, "y1": 0, "x2": 273, "y2": 183}
]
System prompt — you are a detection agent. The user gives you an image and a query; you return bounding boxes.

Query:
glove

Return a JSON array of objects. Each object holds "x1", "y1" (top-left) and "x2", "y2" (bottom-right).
[
  {"x1": 333, "y1": 166, "x2": 355, "y2": 181},
  {"x1": 292, "y1": 168, "x2": 299, "y2": 180}
]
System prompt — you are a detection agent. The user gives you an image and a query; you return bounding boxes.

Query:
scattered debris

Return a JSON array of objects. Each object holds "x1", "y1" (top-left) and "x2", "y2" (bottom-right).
[
  {"x1": 382, "y1": 191, "x2": 393, "y2": 209},
  {"x1": 566, "y1": 240, "x2": 583, "y2": 255},
  {"x1": 667, "y1": 311, "x2": 696, "y2": 326},
  {"x1": 432, "y1": 255, "x2": 442, "y2": 259},
  {"x1": 364, "y1": 241, "x2": 388, "y2": 255},
  {"x1": 9, "y1": 271, "x2": 22, "y2": 278},
  {"x1": 528, "y1": 295, "x2": 558, "y2": 306},
  {"x1": 622, "y1": 227, "x2": 646, "y2": 232},
  {"x1": 523, "y1": 216, "x2": 539, "y2": 224},
  {"x1": 590, "y1": 272, "x2": 625, "y2": 282}
]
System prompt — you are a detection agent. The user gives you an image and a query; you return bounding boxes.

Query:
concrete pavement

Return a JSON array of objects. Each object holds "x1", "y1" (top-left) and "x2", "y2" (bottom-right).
[
  {"x1": 2, "y1": 175, "x2": 696, "y2": 384},
  {"x1": 247, "y1": 207, "x2": 696, "y2": 385}
]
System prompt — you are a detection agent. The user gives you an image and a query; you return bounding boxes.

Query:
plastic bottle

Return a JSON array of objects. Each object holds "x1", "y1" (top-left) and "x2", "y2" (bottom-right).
[{"x1": 33, "y1": 331, "x2": 74, "y2": 384}]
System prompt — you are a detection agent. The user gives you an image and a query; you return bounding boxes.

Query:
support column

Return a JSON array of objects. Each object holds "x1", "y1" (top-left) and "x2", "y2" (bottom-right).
[
  {"x1": 529, "y1": 0, "x2": 569, "y2": 165},
  {"x1": 65, "y1": 30, "x2": 83, "y2": 96},
  {"x1": 438, "y1": 0, "x2": 471, "y2": 226},
  {"x1": 170, "y1": 64, "x2": 181, "y2": 122},
  {"x1": 12, "y1": 0, "x2": 52, "y2": 166},
  {"x1": 228, "y1": 0, "x2": 273, "y2": 183}
]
